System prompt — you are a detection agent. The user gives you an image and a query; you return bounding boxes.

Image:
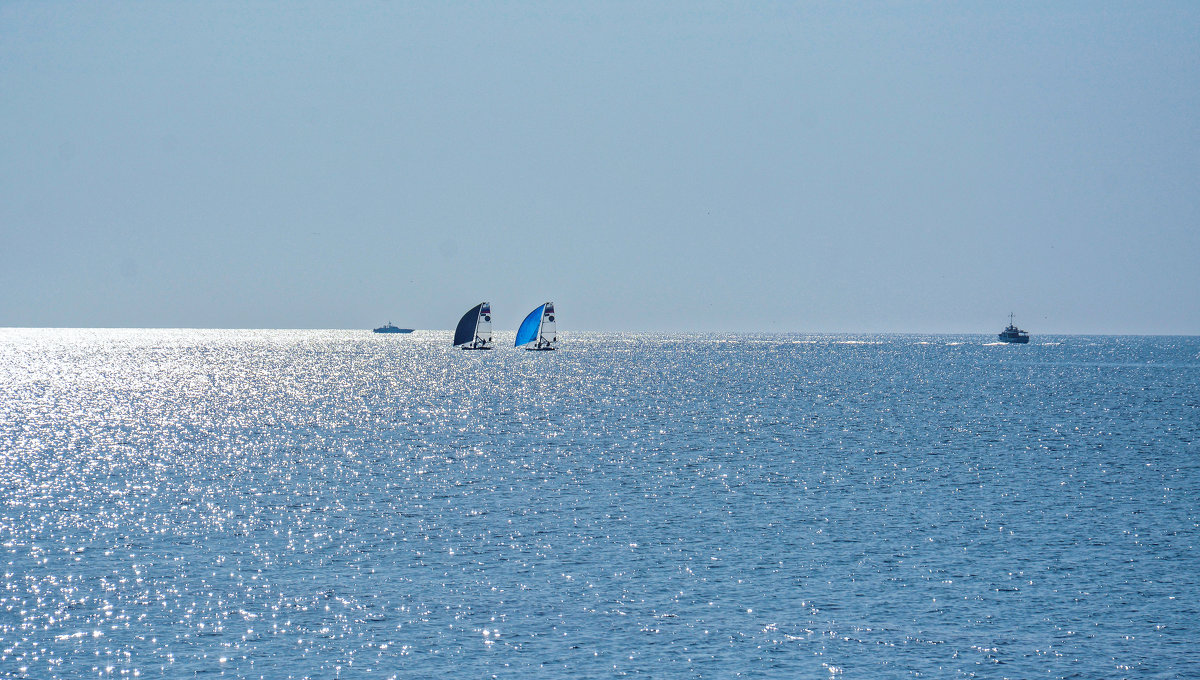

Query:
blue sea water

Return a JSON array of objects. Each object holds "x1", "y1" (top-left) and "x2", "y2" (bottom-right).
[{"x1": 1, "y1": 330, "x2": 1197, "y2": 679}]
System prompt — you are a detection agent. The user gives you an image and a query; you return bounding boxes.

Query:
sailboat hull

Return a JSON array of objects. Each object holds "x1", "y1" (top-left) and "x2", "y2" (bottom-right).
[{"x1": 460, "y1": 346, "x2": 493, "y2": 350}]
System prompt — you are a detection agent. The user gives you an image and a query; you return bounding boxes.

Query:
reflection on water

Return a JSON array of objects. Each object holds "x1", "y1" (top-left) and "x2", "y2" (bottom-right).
[{"x1": 1, "y1": 330, "x2": 1197, "y2": 678}]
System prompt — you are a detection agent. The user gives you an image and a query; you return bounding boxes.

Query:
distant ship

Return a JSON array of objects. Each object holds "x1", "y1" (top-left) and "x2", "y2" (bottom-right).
[
  {"x1": 516, "y1": 302, "x2": 557, "y2": 351},
  {"x1": 373, "y1": 322, "x2": 413, "y2": 334},
  {"x1": 454, "y1": 302, "x2": 493, "y2": 350},
  {"x1": 998, "y1": 314, "x2": 1030, "y2": 344}
]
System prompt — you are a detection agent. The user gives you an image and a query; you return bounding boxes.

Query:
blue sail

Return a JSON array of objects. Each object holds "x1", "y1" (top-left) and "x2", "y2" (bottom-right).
[
  {"x1": 454, "y1": 302, "x2": 484, "y2": 346},
  {"x1": 515, "y1": 304, "x2": 546, "y2": 347}
]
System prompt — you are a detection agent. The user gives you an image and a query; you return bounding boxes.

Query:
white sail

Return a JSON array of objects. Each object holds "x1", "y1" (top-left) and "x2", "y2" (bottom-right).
[
  {"x1": 539, "y1": 303, "x2": 556, "y2": 346},
  {"x1": 476, "y1": 303, "x2": 493, "y2": 345}
]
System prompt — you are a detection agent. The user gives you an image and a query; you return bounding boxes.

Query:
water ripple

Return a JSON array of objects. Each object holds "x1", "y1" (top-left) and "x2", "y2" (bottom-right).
[{"x1": 0, "y1": 330, "x2": 1197, "y2": 678}]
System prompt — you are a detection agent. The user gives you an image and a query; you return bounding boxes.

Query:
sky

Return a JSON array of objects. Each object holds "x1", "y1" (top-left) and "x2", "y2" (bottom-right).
[{"x1": 2, "y1": 2, "x2": 1197, "y2": 334}]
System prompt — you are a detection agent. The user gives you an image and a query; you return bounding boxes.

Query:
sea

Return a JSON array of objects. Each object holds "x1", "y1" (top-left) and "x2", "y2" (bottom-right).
[{"x1": 1, "y1": 330, "x2": 1197, "y2": 679}]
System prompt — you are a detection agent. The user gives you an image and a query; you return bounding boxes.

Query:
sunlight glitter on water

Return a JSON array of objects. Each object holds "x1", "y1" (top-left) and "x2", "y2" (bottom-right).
[{"x1": 1, "y1": 330, "x2": 1198, "y2": 678}]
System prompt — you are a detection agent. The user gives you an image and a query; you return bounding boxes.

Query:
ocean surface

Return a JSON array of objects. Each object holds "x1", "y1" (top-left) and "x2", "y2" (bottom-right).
[{"x1": 1, "y1": 330, "x2": 1197, "y2": 679}]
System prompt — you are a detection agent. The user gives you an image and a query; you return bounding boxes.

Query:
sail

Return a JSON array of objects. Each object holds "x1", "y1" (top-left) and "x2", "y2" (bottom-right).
[
  {"x1": 539, "y1": 302, "x2": 556, "y2": 344},
  {"x1": 476, "y1": 302, "x2": 493, "y2": 345},
  {"x1": 454, "y1": 302, "x2": 485, "y2": 346},
  {"x1": 515, "y1": 303, "x2": 546, "y2": 347}
]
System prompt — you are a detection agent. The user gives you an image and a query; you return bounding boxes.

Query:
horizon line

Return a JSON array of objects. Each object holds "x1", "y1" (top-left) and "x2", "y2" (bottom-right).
[{"x1": 2, "y1": 326, "x2": 1199, "y2": 337}]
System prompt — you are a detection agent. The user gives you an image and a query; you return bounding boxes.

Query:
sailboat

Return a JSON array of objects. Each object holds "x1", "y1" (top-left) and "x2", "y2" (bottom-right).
[
  {"x1": 515, "y1": 302, "x2": 557, "y2": 351},
  {"x1": 454, "y1": 302, "x2": 493, "y2": 350}
]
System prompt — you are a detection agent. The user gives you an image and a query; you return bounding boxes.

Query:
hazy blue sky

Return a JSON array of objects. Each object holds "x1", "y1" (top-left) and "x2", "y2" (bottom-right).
[{"x1": 2, "y1": 2, "x2": 1197, "y2": 333}]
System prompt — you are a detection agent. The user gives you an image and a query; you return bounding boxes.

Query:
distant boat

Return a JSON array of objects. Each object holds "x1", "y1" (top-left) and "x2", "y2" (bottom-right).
[
  {"x1": 998, "y1": 313, "x2": 1030, "y2": 344},
  {"x1": 516, "y1": 302, "x2": 557, "y2": 351},
  {"x1": 373, "y1": 322, "x2": 413, "y2": 334},
  {"x1": 454, "y1": 302, "x2": 493, "y2": 350}
]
